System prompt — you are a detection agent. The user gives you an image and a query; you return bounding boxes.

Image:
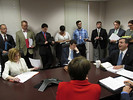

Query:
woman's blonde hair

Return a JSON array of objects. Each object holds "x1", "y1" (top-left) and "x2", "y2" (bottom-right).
[{"x1": 8, "y1": 48, "x2": 21, "y2": 62}]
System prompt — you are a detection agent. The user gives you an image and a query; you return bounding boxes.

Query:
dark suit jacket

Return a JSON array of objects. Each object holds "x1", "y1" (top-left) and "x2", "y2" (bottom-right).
[
  {"x1": 35, "y1": 31, "x2": 54, "y2": 55},
  {"x1": 91, "y1": 28, "x2": 108, "y2": 49},
  {"x1": 56, "y1": 80, "x2": 101, "y2": 100},
  {"x1": 0, "y1": 34, "x2": 16, "y2": 55},
  {"x1": 108, "y1": 28, "x2": 125, "y2": 52},
  {"x1": 61, "y1": 46, "x2": 80, "y2": 66},
  {"x1": 121, "y1": 92, "x2": 133, "y2": 100},
  {"x1": 101, "y1": 49, "x2": 133, "y2": 71}
]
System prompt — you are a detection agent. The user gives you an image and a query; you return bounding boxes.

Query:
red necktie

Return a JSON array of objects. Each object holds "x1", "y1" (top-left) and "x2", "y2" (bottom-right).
[{"x1": 44, "y1": 33, "x2": 47, "y2": 40}]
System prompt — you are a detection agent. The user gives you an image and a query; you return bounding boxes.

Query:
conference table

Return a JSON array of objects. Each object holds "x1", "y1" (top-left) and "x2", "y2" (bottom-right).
[{"x1": 0, "y1": 63, "x2": 120, "y2": 100}]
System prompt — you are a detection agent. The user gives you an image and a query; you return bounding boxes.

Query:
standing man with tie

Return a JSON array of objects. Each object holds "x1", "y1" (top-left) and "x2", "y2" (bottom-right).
[
  {"x1": 101, "y1": 38, "x2": 133, "y2": 71},
  {"x1": 91, "y1": 21, "x2": 108, "y2": 61},
  {"x1": 0, "y1": 24, "x2": 16, "y2": 72},
  {"x1": 35, "y1": 23, "x2": 55, "y2": 69},
  {"x1": 16, "y1": 20, "x2": 36, "y2": 68},
  {"x1": 108, "y1": 20, "x2": 125, "y2": 55},
  {"x1": 73, "y1": 20, "x2": 88, "y2": 58}
]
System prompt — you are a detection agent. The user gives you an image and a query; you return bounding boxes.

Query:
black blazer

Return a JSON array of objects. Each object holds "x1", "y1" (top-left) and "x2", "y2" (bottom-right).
[
  {"x1": 101, "y1": 49, "x2": 133, "y2": 71},
  {"x1": 0, "y1": 34, "x2": 16, "y2": 55},
  {"x1": 61, "y1": 46, "x2": 80, "y2": 66},
  {"x1": 35, "y1": 31, "x2": 54, "y2": 55},
  {"x1": 91, "y1": 28, "x2": 108, "y2": 49}
]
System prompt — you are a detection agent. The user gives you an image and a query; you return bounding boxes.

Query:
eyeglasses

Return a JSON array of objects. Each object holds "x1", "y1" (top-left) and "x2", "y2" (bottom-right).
[{"x1": 128, "y1": 25, "x2": 133, "y2": 27}]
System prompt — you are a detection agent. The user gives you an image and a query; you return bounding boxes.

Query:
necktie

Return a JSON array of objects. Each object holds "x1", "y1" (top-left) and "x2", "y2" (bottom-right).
[
  {"x1": 4, "y1": 34, "x2": 6, "y2": 41},
  {"x1": 44, "y1": 33, "x2": 47, "y2": 40},
  {"x1": 70, "y1": 50, "x2": 73, "y2": 60},
  {"x1": 117, "y1": 52, "x2": 123, "y2": 65},
  {"x1": 114, "y1": 29, "x2": 117, "y2": 34}
]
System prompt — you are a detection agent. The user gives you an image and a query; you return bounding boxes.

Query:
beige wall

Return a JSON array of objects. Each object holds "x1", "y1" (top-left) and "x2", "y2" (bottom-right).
[
  {"x1": 104, "y1": 0, "x2": 133, "y2": 33},
  {"x1": 20, "y1": 0, "x2": 65, "y2": 36},
  {"x1": 0, "y1": 0, "x2": 21, "y2": 40}
]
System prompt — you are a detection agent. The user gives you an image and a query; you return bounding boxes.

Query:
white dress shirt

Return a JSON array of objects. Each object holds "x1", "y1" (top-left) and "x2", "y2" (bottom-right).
[
  {"x1": 22, "y1": 29, "x2": 27, "y2": 39},
  {"x1": 0, "y1": 33, "x2": 7, "y2": 40},
  {"x1": 119, "y1": 48, "x2": 128, "y2": 60}
]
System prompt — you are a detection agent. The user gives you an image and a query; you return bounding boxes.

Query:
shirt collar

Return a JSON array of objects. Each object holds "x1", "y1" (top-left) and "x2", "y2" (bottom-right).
[
  {"x1": 22, "y1": 29, "x2": 28, "y2": 32},
  {"x1": 77, "y1": 28, "x2": 83, "y2": 31},
  {"x1": 120, "y1": 48, "x2": 128, "y2": 55}
]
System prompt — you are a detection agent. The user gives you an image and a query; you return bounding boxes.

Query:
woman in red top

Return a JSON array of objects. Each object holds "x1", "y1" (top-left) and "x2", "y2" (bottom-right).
[{"x1": 56, "y1": 56, "x2": 101, "y2": 100}]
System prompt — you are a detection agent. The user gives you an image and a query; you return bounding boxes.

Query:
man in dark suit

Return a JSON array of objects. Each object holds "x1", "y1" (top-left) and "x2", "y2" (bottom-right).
[
  {"x1": 108, "y1": 20, "x2": 125, "y2": 55},
  {"x1": 102, "y1": 38, "x2": 133, "y2": 71},
  {"x1": 35, "y1": 23, "x2": 54, "y2": 69},
  {"x1": 121, "y1": 80, "x2": 133, "y2": 100},
  {"x1": 61, "y1": 39, "x2": 80, "y2": 67},
  {"x1": 91, "y1": 21, "x2": 108, "y2": 61},
  {"x1": 0, "y1": 24, "x2": 16, "y2": 72}
]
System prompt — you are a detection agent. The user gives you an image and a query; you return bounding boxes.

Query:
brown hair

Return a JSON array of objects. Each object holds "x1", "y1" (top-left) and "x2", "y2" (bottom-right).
[
  {"x1": 68, "y1": 56, "x2": 91, "y2": 80},
  {"x1": 8, "y1": 48, "x2": 21, "y2": 62}
]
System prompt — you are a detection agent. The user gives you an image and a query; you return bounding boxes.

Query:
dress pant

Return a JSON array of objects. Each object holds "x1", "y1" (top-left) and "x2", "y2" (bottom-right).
[
  {"x1": 77, "y1": 43, "x2": 86, "y2": 58},
  {"x1": 0, "y1": 53, "x2": 8, "y2": 74},
  {"x1": 93, "y1": 44, "x2": 105, "y2": 61},
  {"x1": 40, "y1": 48, "x2": 53, "y2": 69},
  {"x1": 23, "y1": 49, "x2": 33, "y2": 68}
]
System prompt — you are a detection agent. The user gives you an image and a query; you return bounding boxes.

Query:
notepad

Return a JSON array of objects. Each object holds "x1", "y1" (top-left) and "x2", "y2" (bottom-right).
[
  {"x1": 15, "y1": 71, "x2": 39, "y2": 83},
  {"x1": 99, "y1": 76, "x2": 129, "y2": 91},
  {"x1": 109, "y1": 33, "x2": 120, "y2": 41}
]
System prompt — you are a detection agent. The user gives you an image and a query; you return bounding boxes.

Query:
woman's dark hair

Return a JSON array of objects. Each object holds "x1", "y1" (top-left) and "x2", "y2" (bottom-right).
[{"x1": 60, "y1": 25, "x2": 65, "y2": 32}]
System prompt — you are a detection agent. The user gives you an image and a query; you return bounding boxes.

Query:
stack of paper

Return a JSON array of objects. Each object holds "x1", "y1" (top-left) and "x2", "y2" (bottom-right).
[
  {"x1": 109, "y1": 33, "x2": 120, "y2": 41},
  {"x1": 15, "y1": 71, "x2": 39, "y2": 83},
  {"x1": 29, "y1": 58, "x2": 42, "y2": 68},
  {"x1": 99, "y1": 76, "x2": 129, "y2": 91},
  {"x1": 117, "y1": 69, "x2": 133, "y2": 79},
  {"x1": 101, "y1": 62, "x2": 123, "y2": 73}
]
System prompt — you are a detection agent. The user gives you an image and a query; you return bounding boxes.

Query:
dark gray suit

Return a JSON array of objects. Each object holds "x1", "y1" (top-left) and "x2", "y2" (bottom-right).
[{"x1": 108, "y1": 28, "x2": 125, "y2": 55}]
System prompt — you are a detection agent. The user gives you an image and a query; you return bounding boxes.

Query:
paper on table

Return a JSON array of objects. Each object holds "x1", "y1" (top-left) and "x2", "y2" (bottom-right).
[
  {"x1": 117, "y1": 69, "x2": 133, "y2": 79},
  {"x1": 99, "y1": 76, "x2": 129, "y2": 91},
  {"x1": 29, "y1": 58, "x2": 42, "y2": 68},
  {"x1": 29, "y1": 38, "x2": 33, "y2": 47},
  {"x1": 109, "y1": 33, "x2": 120, "y2": 41},
  {"x1": 101, "y1": 62, "x2": 123, "y2": 73},
  {"x1": 15, "y1": 71, "x2": 39, "y2": 83}
]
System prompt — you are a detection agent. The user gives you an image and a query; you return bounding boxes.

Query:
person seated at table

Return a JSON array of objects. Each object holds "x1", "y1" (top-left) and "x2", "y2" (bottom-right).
[
  {"x1": 101, "y1": 38, "x2": 133, "y2": 71},
  {"x1": 121, "y1": 80, "x2": 133, "y2": 100},
  {"x1": 61, "y1": 39, "x2": 80, "y2": 69},
  {"x1": 55, "y1": 25, "x2": 71, "y2": 65},
  {"x1": 56, "y1": 56, "x2": 101, "y2": 100},
  {"x1": 2, "y1": 48, "x2": 38, "y2": 82}
]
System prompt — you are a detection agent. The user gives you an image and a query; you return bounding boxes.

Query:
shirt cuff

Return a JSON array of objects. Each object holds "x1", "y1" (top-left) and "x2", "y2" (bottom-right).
[
  {"x1": 121, "y1": 91, "x2": 128, "y2": 94},
  {"x1": 76, "y1": 51, "x2": 79, "y2": 54}
]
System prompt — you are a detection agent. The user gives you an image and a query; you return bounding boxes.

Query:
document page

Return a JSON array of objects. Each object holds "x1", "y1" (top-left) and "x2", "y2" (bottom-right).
[
  {"x1": 29, "y1": 38, "x2": 33, "y2": 47},
  {"x1": 15, "y1": 71, "x2": 39, "y2": 83},
  {"x1": 117, "y1": 69, "x2": 133, "y2": 79},
  {"x1": 109, "y1": 33, "x2": 120, "y2": 40},
  {"x1": 29, "y1": 58, "x2": 42, "y2": 68},
  {"x1": 99, "y1": 76, "x2": 129, "y2": 91}
]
